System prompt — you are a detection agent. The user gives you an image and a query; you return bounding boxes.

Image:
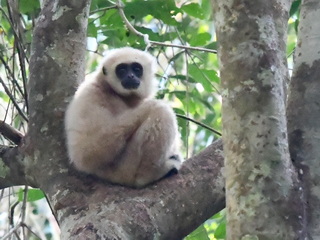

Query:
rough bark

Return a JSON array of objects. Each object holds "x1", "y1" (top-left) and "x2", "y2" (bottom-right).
[
  {"x1": 287, "y1": 0, "x2": 320, "y2": 239},
  {"x1": 0, "y1": 1, "x2": 226, "y2": 239},
  {"x1": 0, "y1": 140, "x2": 225, "y2": 239},
  {"x1": 212, "y1": 0, "x2": 302, "y2": 239},
  {"x1": 57, "y1": 140, "x2": 225, "y2": 240},
  {"x1": 0, "y1": 146, "x2": 27, "y2": 188}
]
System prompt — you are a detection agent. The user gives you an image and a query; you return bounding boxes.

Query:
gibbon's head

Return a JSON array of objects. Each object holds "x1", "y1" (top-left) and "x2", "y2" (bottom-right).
[{"x1": 98, "y1": 47, "x2": 157, "y2": 98}]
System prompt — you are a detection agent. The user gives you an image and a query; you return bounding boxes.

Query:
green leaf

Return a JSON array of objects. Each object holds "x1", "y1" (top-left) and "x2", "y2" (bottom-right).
[
  {"x1": 181, "y1": 3, "x2": 205, "y2": 20},
  {"x1": 173, "y1": 107, "x2": 185, "y2": 115},
  {"x1": 171, "y1": 90, "x2": 187, "y2": 102},
  {"x1": 0, "y1": 91, "x2": 9, "y2": 102},
  {"x1": 170, "y1": 74, "x2": 197, "y2": 84},
  {"x1": 18, "y1": 188, "x2": 45, "y2": 202},
  {"x1": 214, "y1": 221, "x2": 226, "y2": 239},
  {"x1": 87, "y1": 23, "x2": 98, "y2": 38},
  {"x1": 204, "y1": 41, "x2": 218, "y2": 51},
  {"x1": 19, "y1": 0, "x2": 40, "y2": 15},
  {"x1": 294, "y1": 19, "x2": 300, "y2": 33},
  {"x1": 125, "y1": 0, "x2": 180, "y2": 26},
  {"x1": 190, "y1": 32, "x2": 211, "y2": 46},
  {"x1": 290, "y1": 0, "x2": 301, "y2": 17},
  {"x1": 185, "y1": 224, "x2": 210, "y2": 240},
  {"x1": 188, "y1": 65, "x2": 219, "y2": 92},
  {"x1": 200, "y1": 0, "x2": 212, "y2": 20}
]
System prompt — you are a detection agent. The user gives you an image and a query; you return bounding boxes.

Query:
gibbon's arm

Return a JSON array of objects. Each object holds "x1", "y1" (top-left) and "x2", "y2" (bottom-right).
[{"x1": 65, "y1": 81, "x2": 156, "y2": 167}]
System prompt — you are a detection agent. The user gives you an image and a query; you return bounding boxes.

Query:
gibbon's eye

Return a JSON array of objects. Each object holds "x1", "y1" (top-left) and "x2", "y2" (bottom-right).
[
  {"x1": 102, "y1": 67, "x2": 107, "y2": 75},
  {"x1": 131, "y1": 62, "x2": 143, "y2": 78},
  {"x1": 115, "y1": 64, "x2": 129, "y2": 78}
]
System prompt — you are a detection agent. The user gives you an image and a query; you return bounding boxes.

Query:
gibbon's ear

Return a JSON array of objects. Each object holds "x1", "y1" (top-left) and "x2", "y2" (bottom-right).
[{"x1": 102, "y1": 66, "x2": 107, "y2": 76}]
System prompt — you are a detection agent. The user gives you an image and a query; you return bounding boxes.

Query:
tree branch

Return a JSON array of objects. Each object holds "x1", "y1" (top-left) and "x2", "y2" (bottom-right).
[
  {"x1": 0, "y1": 120, "x2": 24, "y2": 144},
  {"x1": 48, "y1": 140, "x2": 225, "y2": 240}
]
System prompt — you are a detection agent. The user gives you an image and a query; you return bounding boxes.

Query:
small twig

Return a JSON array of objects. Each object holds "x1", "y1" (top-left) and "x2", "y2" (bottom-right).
[
  {"x1": 21, "y1": 186, "x2": 28, "y2": 223},
  {"x1": 2, "y1": 3, "x2": 28, "y2": 62},
  {"x1": 10, "y1": 201, "x2": 19, "y2": 226},
  {"x1": 0, "y1": 120, "x2": 23, "y2": 144},
  {"x1": 21, "y1": 223, "x2": 43, "y2": 240},
  {"x1": 176, "y1": 114, "x2": 222, "y2": 136},
  {"x1": 16, "y1": 46, "x2": 29, "y2": 112},
  {"x1": 0, "y1": 77, "x2": 28, "y2": 122},
  {"x1": 287, "y1": 47, "x2": 295, "y2": 58},
  {"x1": 116, "y1": 0, "x2": 142, "y2": 36},
  {"x1": 116, "y1": 0, "x2": 217, "y2": 54},
  {"x1": 149, "y1": 41, "x2": 217, "y2": 53},
  {"x1": 0, "y1": 55, "x2": 25, "y2": 97},
  {"x1": 90, "y1": 5, "x2": 117, "y2": 15},
  {"x1": 184, "y1": 50, "x2": 190, "y2": 158},
  {"x1": 6, "y1": 1, "x2": 29, "y2": 110},
  {"x1": 1, "y1": 222, "x2": 22, "y2": 240}
]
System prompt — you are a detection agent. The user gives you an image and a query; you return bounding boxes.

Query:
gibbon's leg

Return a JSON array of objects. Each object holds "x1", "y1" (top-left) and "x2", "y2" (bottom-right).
[
  {"x1": 131, "y1": 101, "x2": 182, "y2": 187},
  {"x1": 96, "y1": 100, "x2": 182, "y2": 187}
]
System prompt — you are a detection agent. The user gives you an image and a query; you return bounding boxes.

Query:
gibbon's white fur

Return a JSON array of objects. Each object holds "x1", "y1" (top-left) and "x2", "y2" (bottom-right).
[{"x1": 65, "y1": 47, "x2": 182, "y2": 188}]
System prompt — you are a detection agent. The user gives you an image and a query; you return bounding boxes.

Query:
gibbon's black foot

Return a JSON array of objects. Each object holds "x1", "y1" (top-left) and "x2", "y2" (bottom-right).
[
  {"x1": 165, "y1": 154, "x2": 182, "y2": 177},
  {"x1": 164, "y1": 167, "x2": 179, "y2": 178}
]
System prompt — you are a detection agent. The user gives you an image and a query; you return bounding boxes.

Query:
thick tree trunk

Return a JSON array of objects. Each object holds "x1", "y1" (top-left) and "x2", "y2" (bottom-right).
[
  {"x1": 212, "y1": 0, "x2": 303, "y2": 239},
  {"x1": 287, "y1": 0, "x2": 320, "y2": 239}
]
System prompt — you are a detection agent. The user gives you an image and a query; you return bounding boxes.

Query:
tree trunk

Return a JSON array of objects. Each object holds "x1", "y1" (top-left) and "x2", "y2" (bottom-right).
[
  {"x1": 211, "y1": 0, "x2": 303, "y2": 239},
  {"x1": 287, "y1": 0, "x2": 320, "y2": 239}
]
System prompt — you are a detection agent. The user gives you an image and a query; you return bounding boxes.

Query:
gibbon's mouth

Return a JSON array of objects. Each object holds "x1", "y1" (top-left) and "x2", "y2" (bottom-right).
[{"x1": 121, "y1": 80, "x2": 140, "y2": 89}]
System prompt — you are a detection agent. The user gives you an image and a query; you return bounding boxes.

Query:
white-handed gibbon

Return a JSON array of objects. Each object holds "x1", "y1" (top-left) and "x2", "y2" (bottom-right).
[{"x1": 65, "y1": 47, "x2": 183, "y2": 188}]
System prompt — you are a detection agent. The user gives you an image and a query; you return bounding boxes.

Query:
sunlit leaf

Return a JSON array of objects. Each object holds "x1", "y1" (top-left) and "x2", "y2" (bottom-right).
[
  {"x1": 290, "y1": 0, "x2": 301, "y2": 16},
  {"x1": 18, "y1": 188, "x2": 45, "y2": 202},
  {"x1": 185, "y1": 224, "x2": 210, "y2": 240},
  {"x1": 214, "y1": 221, "x2": 226, "y2": 239},
  {"x1": 0, "y1": 91, "x2": 10, "y2": 102}
]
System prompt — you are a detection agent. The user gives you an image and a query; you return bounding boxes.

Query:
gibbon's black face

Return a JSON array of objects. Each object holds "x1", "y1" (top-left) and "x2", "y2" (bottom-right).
[{"x1": 115, "y1": 62, "x2": 143, "y2": 89}]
